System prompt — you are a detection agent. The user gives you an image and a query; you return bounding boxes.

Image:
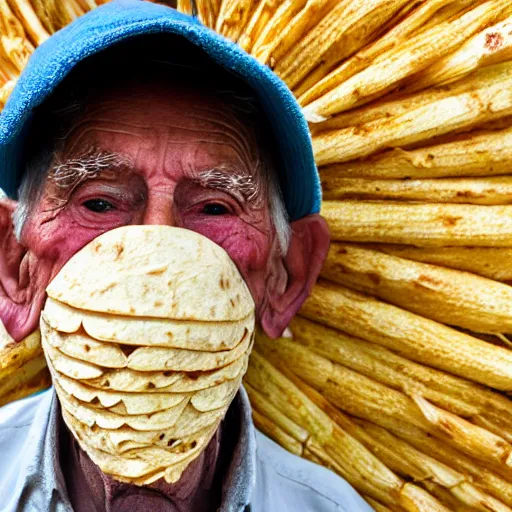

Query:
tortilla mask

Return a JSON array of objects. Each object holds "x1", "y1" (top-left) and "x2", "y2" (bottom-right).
[
  {"x1": 46, "y1": 225, "x2": 253, "y2": 321},
  {"x1": 41, "y1": 225, "x2": 255, "y2": 485}
]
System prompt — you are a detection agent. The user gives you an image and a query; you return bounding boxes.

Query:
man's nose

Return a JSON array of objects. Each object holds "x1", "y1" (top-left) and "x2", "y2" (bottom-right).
[{"x1": 142, "y1": 194, "x2": 177, "y2": 226}]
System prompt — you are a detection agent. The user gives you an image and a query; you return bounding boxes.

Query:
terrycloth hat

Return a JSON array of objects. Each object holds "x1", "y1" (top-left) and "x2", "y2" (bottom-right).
[{"x1": 0, "y1": 0, "x2": 321, "y2": 221}]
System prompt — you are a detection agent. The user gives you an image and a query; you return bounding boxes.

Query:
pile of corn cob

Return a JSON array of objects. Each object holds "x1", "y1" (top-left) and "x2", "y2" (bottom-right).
[{"x1": 3, "y1": 0, "x2": 512, "y2": 510}]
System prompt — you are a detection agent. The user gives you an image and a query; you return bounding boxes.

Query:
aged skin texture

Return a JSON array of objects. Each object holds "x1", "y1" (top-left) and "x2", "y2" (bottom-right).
[
  {"x1": 0, "y1": 78, "x2": 330, "y2": 511},
  {"x1": 0, "y1": 80, "x2": 330, "y2": 343}
]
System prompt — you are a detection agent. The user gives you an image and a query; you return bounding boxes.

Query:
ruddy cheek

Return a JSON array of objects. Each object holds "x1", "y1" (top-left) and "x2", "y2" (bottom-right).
[
  {"x1": 222, "y1": 233, "x2": 268, "y2": 273},
  {"x1": 24, "y1": 216, "x2": 116, "y2": 282},
  {"x1": 181, "y1": 216, "x2": 269, "y2": 273}
]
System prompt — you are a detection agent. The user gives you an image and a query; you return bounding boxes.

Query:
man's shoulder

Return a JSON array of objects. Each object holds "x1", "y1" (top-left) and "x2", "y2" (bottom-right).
[
  {"x1": 0, "y1": 389, "x2": 50, "y2": 431},
  {"x1": 0, "y1": 389, "x2": 54, "y2": 509},
  {"x1": 252, "y1": 431, "x2": 373, "y2": 512}
]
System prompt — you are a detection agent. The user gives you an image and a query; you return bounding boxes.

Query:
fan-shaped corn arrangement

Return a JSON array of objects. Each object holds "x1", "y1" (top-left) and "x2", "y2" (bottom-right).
[{"x1": 3, "y1": 1, "x2": 512, "y2": 510}]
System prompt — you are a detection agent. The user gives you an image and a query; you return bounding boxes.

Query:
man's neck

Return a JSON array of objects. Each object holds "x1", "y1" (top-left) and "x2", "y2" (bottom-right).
[{"x1": 59, "y1": 415, "x2": 231, "y2": 512}]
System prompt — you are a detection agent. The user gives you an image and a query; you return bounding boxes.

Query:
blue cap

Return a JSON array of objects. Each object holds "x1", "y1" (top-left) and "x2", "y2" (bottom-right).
[{"x1": 0, "y1": 0, "x2": 321, "y2": 221}]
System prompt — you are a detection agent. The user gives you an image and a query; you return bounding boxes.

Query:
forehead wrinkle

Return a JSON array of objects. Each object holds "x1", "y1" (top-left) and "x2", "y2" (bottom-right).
[
  {"x1": 152, "y1": 124, "x2": 255, "y2": 173},
  {"x1": 70, "y1": 118, "x2": 159, "y2": 134},
  {"x1": 153, "y1": 133, "x2": 251, "y2": 166},
  {"x1": 178, "y1": 133, "x2": 253, "y2": 165},
  {"x1": 72, "y1": 105, "x2": 255, "y2": 156},
  {"x1": 80, "y1": 102, "x2": 252, "y2": 139},
  {"x1": 66, "y1": 108, "x2": 259, "y2": 182},
  {"x1": 65, "y1": 125, "x2": 144, "y2": 155},
  {"x1": 163, "y1": 119, "x2": 256, "y2": 169},
  {"x1": 181, "y1": 112, "x2": 253, "y2": 143},
  {"x1": 72, "y1": 118, "x2": 250, "y2": 147},
  {"x1": 182, "y1": 109, "x2": 250, "y2": 130}
]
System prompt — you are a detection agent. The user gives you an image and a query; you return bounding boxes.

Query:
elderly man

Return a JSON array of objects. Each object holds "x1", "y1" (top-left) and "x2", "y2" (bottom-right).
[{"x1": 0, "y1": 1, "x2": 372, "y2": 511}]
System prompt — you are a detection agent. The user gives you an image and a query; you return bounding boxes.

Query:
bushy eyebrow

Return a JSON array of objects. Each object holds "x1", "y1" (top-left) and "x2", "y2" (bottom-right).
[
  {"x1": 47, "y1": 147, "x2": 133, "y2": 202},
  {"x1": 47, "y1": 149, "x2": 263, "y2": 206},
  {"x1": 194, "y1": 168, "x2": 261, "y2": 203}
]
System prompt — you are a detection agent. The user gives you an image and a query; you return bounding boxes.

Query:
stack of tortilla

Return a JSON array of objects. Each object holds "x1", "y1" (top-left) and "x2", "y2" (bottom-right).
[{"x1": 40, "y1": 225, "x2": 255, "y2": 485}]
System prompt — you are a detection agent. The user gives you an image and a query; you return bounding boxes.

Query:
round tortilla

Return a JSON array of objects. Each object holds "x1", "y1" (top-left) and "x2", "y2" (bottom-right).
[
  {"x1": 85, "y1": 367, "x2": 183, "y2": 392},
  {"x1": 43, "y1": 336, "x2": 104, "y2": 380},
  {"x1": 86, "y1": 355, "x2": 247, "y2": 393},
  {"x1": 165, "y1": 405, "x2": 227, "y2": 438},
  {"x1": 61, "y1": 407, "x2": 217, "y2": 454},
  {"x1": 56, "y1": 380, "x2": 190, "y2": 431},
  {"x1": 80, "y1": 443, "x2": 156, "y2": 479},
  {"x1": 190, "y1": 378, "x2": 242, "y2": 412},
  {"x1": 43, "y1": 298, "x2": 255, "y2": 352},
  {"x1": 62, "y1": 408, "x2": 217, "y2": 464},
  {"x1": 126, "y1": 328, "x2": 252, "y2": 372},
  {"x1": 83, "y1": 312, "x2": 255, "y2": 352},
  {"x1": 41, "y1": 317, "x2": 127, "y2": 369},
  {"x1": 55, "y1": 370, "x2": 188, "y2": 415},
  {"x1": 115, "y1": 451, "x2": 201, "y2": 485},
  {"x1": 65, "y1": 409, "x2": 217, "y2": 485},
  {"x1": 42, "y1": 298, "x2": 82, "y2": 333},
  {"x1": 46, "y1": 226, "x2": 254, "y2": 321},
  {"x1": 91, "y1": 448, "x2": 200, "y2": 485},
  {"x1": 44, "y1": 322, "x2": 252, "y2": 375},
  {"x1": 162, "y1": 355, "x2": 248, "y2": 393}
]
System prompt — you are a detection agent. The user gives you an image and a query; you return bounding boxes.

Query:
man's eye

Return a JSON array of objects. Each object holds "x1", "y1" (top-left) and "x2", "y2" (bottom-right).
[
  {"x1": 83, "y1": 199, "x2": 115, "y2": 213},
  {"x1": 202, "y1": 203, "x2": 229, "y2": 215}
]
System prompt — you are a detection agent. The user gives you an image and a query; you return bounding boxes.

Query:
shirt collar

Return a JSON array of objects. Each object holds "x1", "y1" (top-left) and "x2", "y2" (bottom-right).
[
  {"x1": 219, "y1": 386, "x2": 256, "y2": 512},
  {"x1": 44, "y1": 391, "x2": 72, "y2": 507},
  {"x1": 25, "y1": 387, "x2": 256, "y2": 512}
]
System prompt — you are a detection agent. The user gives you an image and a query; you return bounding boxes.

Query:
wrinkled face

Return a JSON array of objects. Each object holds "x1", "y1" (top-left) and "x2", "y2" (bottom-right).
[
  {"x1": 1, "y1": 78, "x2": 329, "y2": 343},
  {"x1": 22, "y1": 82, "x2": 276, "y2": 308}
]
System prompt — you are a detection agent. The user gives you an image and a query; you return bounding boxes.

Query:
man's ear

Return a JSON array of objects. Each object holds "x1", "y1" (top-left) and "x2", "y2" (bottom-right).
[
  {"x1": 260, "y1": 214, "x2": 330, "y2": 339},
  {"x1": 0, "y1": 198, "x2": 25, "y2": 289},
  {"x1": 0, "y1": 198, "x2": 38, "y2": 341}
]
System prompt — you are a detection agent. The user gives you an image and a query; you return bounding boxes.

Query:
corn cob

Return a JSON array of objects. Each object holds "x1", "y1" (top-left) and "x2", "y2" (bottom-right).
[
  {"x1": 406, "y1": 17, "x2": 512, "y2": 92},
  {"x1": 313, "y1": 71, "x2": 512, "y2": 165},
  {"x1": 256, "y1": 332, "x2": 512, "y2": 469},
  {"x1": 321, "y1": 175, "x2": 512, "y2": 205},
  {"x1": 274, "y1": 0, "x2": 411, "y2": 90},
  {"x1": 301, "y1": 280, "x2": 512, "y2": 390},
  {"x1": 289, "y1": 316, "x2": 512, "y2": 423},
  {"x1": 322, "y1": 201, "x2": 512, "y2": 247},
  {"x1": 321, "y1": 242, "x2": 512, "y2": 332},
  {"x1": 298, "y1": 0, "x2": 474, "y2": 105},
  {"x1": 251, "y1": 408, "x2": 303, "y2": 456},
  {"x1": 304, "y1": 0, "x2": 512, "y2": 122},
  {"x1": 318, "y1": 127, "x2": 512, "y2": 180}
]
